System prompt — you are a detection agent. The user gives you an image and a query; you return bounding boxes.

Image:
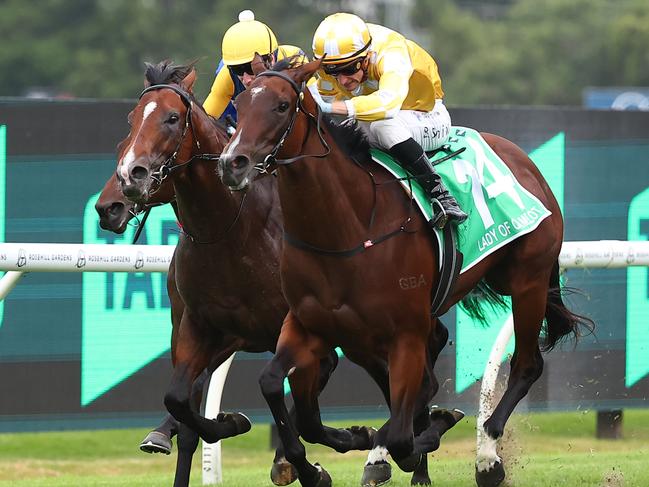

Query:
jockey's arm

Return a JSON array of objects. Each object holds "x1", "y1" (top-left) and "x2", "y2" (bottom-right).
[
  {"x1": 345, "y1": 49, "x2": 413, "y2": 121},
  {"x1": 203, "y1": 65, "x2": 236, "y2": 119}
]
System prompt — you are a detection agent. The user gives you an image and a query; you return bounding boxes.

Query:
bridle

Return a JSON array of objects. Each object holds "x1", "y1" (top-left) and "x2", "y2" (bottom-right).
[
  {"x1": 137, "y1": 84, "x2": 221, "y2": 192},
  {"x1": 129, "y1": 84, "x2": 244, "y2": 245},
  {"x1": 254, "y1": 71, "x2": 330, "y2": 171}
]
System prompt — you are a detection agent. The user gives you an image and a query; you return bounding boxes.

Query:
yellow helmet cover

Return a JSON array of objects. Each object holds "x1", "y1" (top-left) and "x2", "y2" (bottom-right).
[
  {"x1": 312, "y1": 12, "x2": 372, "y2": 65},
  {"x1": 222, "y1": 10, "x2": 278, "y2": 66}
]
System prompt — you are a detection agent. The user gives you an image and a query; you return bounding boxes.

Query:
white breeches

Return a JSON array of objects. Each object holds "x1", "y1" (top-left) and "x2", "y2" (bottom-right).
[{"x1": 360, "y1": 100, "x2": 451, "y2": 151}]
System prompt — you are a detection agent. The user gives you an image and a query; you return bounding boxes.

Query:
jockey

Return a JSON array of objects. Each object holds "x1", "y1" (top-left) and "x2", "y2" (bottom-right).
[
  {"x1": 310, "y1": 12, "x2": 467, "y2": 228},
  {"x1": 203, "y1": 10, "x2": 307, "y2": 124}
]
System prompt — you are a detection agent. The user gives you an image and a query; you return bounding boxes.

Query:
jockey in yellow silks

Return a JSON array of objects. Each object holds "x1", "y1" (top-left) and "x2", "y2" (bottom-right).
[
  {"x1": 310, "y1": 12, "x2": 466, "y2": 228},
  {"x1": 203, "y1": 10, "x2": 307, "y2": 123}
]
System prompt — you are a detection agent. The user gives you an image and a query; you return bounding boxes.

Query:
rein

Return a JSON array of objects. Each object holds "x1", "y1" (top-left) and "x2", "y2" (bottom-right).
[{"x1": 255, "y1": 70, "x2": 416, "y2": 258}]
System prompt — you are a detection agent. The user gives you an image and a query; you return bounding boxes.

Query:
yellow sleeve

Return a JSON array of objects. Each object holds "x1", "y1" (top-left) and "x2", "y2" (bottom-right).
[
  {"x1": 314, "y1": 73, "x2": 347, "y2": 103},
  {"x1": 202, "y1": 67, "x2": 235, "y2": 119},
  {"x1": 348, "y1": 45, "x2": 413, "y2": 121}
]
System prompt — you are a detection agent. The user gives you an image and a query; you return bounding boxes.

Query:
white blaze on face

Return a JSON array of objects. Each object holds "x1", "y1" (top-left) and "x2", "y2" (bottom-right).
[
  {"x1": 221, "y1": 128, "x2": 242, "y2": 159},
  {"x1": 119, "y1": 101, "x2": 158, "y2": 184},
  {"x1": 250, "y1": 86, "x2": 265, "y2": 102}
]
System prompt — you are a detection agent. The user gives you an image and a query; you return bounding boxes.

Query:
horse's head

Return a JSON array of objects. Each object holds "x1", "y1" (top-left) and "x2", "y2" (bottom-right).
[
  {"x1": 95, "y1": 172, "x2": 135, "y2": 233},
  {"x1": 116, "y1": 62, "x2": 197, "y2": 203},
  {"x1": 96, "y1": 170, "x2": 176, "y2": 234},
  {"x1": 218, "y1": 57, "x2": 321, "y2": 190}
]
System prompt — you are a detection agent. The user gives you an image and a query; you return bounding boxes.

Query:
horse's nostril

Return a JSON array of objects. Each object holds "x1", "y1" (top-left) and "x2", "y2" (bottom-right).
[
  {"x1": 107, "y1": 202, "x2": 125, "y2": 217},
  {"x1": 131, "y1": 166, "x2": 148, "y2": 181},
  {"x1": 232, "y1": 155, "x2": 250, "y2": 170}
]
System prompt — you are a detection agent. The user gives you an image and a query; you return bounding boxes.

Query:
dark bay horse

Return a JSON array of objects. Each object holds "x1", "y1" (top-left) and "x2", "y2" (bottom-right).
[
  {"x1": 111, "y1": 61, "x2": 399, "y2": 487},
  {"x1": 218, "y1": 59, "x2": 593, "y2": 487}
]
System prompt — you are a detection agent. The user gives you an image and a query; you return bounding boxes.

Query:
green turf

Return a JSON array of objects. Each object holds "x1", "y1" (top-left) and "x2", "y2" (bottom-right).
[{"x1": 0, "y1": 410, "x2": 647, "y2": 486}]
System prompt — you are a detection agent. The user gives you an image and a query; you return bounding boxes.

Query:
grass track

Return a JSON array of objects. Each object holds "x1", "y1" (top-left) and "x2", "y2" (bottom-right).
[{"x1": 0, "y1": 409, "x2": 647, "y2": 486}]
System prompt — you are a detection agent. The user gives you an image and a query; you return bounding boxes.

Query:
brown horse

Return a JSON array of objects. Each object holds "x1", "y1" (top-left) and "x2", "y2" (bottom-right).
[
  {"x1": 111, "y1": 60, "x2": 408, "y2": 487},
  {"x1": 218, "y1": 58, "x2": 593, "y2": 487}
]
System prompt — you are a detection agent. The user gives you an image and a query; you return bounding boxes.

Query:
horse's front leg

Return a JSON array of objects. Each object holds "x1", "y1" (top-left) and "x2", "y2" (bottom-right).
[
  {"x1": 361, "y1": 320, "x2": 463, "y2": 487},
  {"x1": 385, "y1": 330, "x2": 427, "y2": 469},
  {"x1": 259, "y1": 312, "x2": 331, "y2": 487},
  {"x1": 290, "y1": 355, "x2": 376, "y2": 454},
  {"x1": 164, "y1": 314, "x2": 250, "y2": 444},
  {"x1": 271, "y1": 350, "x2": 339, "y2": 486}
]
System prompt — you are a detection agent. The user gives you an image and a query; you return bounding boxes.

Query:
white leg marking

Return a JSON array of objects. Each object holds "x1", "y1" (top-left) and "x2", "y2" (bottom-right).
[
  {"x1": 476, "y1": 425, "x2": 501, "y2": 472},
  {"x1": 365, "y1": 446, "x2": 389, "y2": 465},
  {"x1": 475, "y1": 316, "x2": 513, "y2": 472}
]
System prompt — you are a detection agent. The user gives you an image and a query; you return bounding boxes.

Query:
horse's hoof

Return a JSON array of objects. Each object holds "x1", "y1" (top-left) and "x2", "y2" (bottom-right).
[
  {"x1": 347, "y1": 425, "x2": 378, "y2": 450},
  {"x1": 475, "y1": 461, "x2": 506, "y2": 487},
  {"x1": 270, "y1": 458, "x2": 298, "y2": 486},
  {"x1": 312, "y1": 463, "x2": 332, "y2": 487},
  {"x1": 394, "y1": 452, "x2": 422, "y2": 473},
  {"x1": 361, "y1": 461, "x2": 391, "y2": 487},
  {"x1": 411, "y1": 474, "x2": 431, "y2": 486},
  {"x1": 216, "y1": 412, "x2": 252, "y2": 437},
  {"x1": 139, "y1": 431, "x2": 172, "y2": 455},
  {"x1": 410, "y1": 456, "x2": 430, "y2": 486},
  {"x1": 429, "y1": 407, "x2": 465, "y2": 430}
]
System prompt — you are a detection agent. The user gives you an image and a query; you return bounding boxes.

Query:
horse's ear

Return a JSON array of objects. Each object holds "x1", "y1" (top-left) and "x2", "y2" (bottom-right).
[
  {"x1": 291, "y1": 59, "x2": 322, "y2": 85},
  {"x1": 251, "y1": 53, "x2": 266, "y2": 76},
  {"x1": 180, "y1": 68, "x2": 197, "y2": 93}
]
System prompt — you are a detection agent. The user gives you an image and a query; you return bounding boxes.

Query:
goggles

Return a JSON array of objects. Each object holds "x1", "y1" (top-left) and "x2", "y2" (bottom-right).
[
  {"x1": 229, "y1": 54, "x2": 271, "y2": 77},
  {"x1": 322, "y1": 58, "x2": 364, "y2": 77}
]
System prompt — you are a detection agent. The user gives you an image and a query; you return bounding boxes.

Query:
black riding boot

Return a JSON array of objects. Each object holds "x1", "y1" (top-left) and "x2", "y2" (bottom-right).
[{"x1": 389, "y1": 138, "x2": 467, "y2": 229}]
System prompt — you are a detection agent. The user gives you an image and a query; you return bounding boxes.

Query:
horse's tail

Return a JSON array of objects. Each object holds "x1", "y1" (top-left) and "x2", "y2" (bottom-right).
[{"x1": 542, "y1": 261, "x2": 595, "y2": 351}]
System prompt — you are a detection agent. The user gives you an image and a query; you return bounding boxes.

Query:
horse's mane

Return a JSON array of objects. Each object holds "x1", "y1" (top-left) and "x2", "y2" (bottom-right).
[
  {"x1": 143, "y1": 60, "x2": 228, "y2": 134},
  {"x1": 268, "y1": 57, "x2": 372, "y2": 164}
]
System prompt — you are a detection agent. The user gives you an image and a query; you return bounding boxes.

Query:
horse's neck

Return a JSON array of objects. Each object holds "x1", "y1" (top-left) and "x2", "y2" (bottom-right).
[
  {"x1": 277, "y1": 127, "x2": 373, "y2": 247},
  {"x1": 173, "y1": 109, "x2": 241, "y2": 241}
]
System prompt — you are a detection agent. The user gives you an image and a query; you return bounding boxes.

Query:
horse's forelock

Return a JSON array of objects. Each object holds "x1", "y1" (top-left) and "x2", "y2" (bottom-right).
[
  {"x1": 144, "y1": 60, "x2": 197, "y2": 87},
  {"x1": 270, "y1": 55, "x2": 306, "y2": 73}
]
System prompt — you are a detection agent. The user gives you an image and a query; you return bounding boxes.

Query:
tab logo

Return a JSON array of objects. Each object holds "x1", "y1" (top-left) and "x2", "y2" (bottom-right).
[{"x1": 81, "y1": 192, "x2": 178, "y2": 405}]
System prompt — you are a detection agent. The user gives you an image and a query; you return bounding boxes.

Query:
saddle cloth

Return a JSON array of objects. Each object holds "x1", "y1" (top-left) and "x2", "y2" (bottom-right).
[{"x1": 370, "y1": 127, "x2": 552, "y2": 273}]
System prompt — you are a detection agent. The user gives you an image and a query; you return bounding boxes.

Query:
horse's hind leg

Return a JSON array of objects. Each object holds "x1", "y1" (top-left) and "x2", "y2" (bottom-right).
[{"x1": 477, "y1": 279, "x2": 548, "y2": 487}]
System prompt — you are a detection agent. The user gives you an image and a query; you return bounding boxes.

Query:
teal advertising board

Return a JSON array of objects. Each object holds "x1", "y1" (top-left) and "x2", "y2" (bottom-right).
[{"x1": 0, "y1": 101, "x2": 648, "y2": 431}]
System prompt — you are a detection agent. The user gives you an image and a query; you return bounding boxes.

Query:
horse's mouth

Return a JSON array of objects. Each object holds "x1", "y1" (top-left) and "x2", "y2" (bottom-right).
[{"x1": 227, "y1": 176, "x2": 250, "y2": 192}]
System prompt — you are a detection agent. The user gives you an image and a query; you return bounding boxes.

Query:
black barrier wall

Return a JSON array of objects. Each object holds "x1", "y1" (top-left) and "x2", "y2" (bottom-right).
[{"x1": 0, "y1": 99, "x2": 648, "y2": 432}]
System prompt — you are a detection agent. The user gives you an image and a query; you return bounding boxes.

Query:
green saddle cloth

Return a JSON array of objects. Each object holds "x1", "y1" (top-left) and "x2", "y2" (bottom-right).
[{"x1": 370, "y1": 126, "x2": 551, "y2": 273}]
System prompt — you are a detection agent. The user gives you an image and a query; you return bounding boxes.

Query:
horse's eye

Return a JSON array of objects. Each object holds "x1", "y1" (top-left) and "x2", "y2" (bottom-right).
[
  {"x1": 277, "y1": 102, "x2": 290, "y2": 113},
  {"x1": 166, "y1": 114, "x2": 180, "y2": 124}
]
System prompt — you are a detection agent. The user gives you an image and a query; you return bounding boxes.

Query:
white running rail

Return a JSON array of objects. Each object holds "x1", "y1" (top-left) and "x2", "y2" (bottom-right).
[{"x1": 0, "y1": 240, "x2": 648, "y2": 484}]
